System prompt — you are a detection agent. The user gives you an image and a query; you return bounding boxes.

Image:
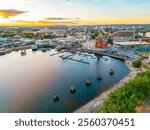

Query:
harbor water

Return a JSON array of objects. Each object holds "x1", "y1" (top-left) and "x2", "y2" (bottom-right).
[{"x1": 0, "y1": 49, "x2": 130, "y2": 113}]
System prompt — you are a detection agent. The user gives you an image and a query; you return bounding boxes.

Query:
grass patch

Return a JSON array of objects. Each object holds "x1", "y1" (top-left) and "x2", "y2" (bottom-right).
[{"x1": 102, "y1": 70, "x2": 150, "y2": 113}]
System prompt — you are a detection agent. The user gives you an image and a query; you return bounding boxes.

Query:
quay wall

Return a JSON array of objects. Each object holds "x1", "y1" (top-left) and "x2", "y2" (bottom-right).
[{"x1": 0, "y1": 45, "x2": 31, "y2": 55}]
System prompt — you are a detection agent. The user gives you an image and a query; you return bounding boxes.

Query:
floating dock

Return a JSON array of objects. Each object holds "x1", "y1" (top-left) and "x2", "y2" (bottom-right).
[
  {"x1": 60, "y1": 55, "x2": 90, "y2": 64},
  {"x1": 59, "y1": 53, "x2": 90, "y2": 64},
  {"x1": 49, "y1": 51, "x2": 65, "y2": 56}
]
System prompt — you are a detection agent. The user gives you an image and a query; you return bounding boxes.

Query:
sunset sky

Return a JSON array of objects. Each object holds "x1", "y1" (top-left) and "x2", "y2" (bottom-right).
[{"x1": 0, "y1": 0, "x2": 150, "y2": 26}]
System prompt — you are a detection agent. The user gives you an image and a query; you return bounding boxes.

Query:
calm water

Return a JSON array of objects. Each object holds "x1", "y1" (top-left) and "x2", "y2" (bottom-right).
[{"x1": 0, "y1": 49, "x2": 130, "y2": 113}]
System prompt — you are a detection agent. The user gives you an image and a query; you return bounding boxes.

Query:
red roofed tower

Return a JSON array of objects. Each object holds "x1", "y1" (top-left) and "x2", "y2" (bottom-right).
[{"x1": 95, "y1": 35, "x2": 108, "y2": 49}]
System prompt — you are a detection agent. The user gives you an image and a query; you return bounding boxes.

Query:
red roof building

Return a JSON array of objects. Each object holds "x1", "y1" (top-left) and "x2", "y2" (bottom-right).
[{"x1": 95, "y1": 36, "x2": 108, "y2": 49}]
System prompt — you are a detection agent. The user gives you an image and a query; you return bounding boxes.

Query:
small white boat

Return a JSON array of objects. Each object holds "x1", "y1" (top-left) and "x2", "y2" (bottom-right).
[{"x1": 31, "y1": 45, "x2": 38, "y2": 51}]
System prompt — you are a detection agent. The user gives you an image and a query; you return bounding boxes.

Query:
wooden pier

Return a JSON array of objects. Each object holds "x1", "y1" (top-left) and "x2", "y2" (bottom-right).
[
  {"x1": 65, "y1": 57, "x2": 89, "y2": 64},
  {"x1": 49, "y1": 50, "x2": 65, "y2": 56},
  {"x1": 59, "y1": 54, "x2": 90, "y2": 64}
]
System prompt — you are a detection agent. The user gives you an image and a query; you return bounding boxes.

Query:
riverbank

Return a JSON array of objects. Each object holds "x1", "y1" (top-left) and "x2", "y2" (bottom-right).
[{"x1": 74, "y1": 60, "x2": 139, "y2": 113}]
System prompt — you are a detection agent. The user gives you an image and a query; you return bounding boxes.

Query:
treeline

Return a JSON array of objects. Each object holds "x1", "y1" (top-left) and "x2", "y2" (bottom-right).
[
  {"x1": 132, "y1": 60, "x2": 149, "y2": 69},
  {"x1": 102, "y1": 70, "x2": 150, "y2": 113}
]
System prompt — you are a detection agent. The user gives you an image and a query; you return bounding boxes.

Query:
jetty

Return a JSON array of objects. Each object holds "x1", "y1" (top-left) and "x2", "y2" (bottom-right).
[
  {"x1": 49, "y1": 50, "x2": 65, "y2": 56},
  {"x1": 59, "y1": 54, "x2": 90, "y2": 64},
  {"x1": 0, "y1": 45, "x2": 31, "y2": 56}
]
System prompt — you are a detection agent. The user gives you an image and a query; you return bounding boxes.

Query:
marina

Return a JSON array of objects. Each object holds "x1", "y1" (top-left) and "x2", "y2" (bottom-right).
[{"x1": 0, "y1": 49, "x2": 130, "y2": 113}]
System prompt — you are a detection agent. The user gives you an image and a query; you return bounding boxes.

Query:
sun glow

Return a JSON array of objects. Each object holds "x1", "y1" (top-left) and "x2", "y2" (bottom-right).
[{"x1": 0, "y1": 0, "x2": 150, "y2": 26}]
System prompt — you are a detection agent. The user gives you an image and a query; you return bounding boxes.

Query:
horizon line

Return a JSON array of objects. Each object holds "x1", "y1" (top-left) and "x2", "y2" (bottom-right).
[{"x1": 0, "y1": 23, "x2": 150, "y2": 27}]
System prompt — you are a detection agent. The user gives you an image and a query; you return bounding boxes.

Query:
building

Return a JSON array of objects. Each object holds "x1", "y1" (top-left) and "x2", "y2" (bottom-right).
[
  {"x1": 95, "y1": 35, "x2": 108, "y2": 49},
  {"x1": 35, "y1": 39, "x2": 55, "y2": 47},
  {"x1": 109, "y1": 30, "x2": 135, "y2": 42},
  {"x1": 129, "y1": 38, "x2": 150, "y2": 43},
  {"x1": 12, "y1": 35, "x2": 21, "y2": 41},
  {"x1": 36, "y1": 40, "x2": 50, "y2": 46},
  {"x1": 0, "y1": 38, "x2": 8, "y2": 45},
  {"x1": 115, "y1": 41, "x2": 149, "y2": 46},
  {"x1": 114, "y1": 41, "x2": 149, "y2": 51},
  {"x1": 20, "y1": 38, "x2": 35, "y2": 44},
  {"x1": 107, "y1": 37, "x2": 113, "y2": 45}
]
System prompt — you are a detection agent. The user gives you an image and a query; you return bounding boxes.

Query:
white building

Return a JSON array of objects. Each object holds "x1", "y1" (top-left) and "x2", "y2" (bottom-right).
[
  {"x1": 20, "y1": 38, "x2": 35, "y2": 44},
  {"x1": 0, "y1": 38, "x2": 8, "y2": 44},
  {"x1": 35, "y1": 39, "x2": 55, "y2": 47},
  {"x1": 36, "y1": 40, "x2": 50, "y2": 46}
]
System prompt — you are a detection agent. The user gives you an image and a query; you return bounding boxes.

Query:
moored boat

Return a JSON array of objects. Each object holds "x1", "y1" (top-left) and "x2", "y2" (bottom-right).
[
  {"x1": 42, "y1": 48, "x2": 47, "y2": 52},
  {"x1": 31, "y1": 45, "x2": 38, "y2": 51}
]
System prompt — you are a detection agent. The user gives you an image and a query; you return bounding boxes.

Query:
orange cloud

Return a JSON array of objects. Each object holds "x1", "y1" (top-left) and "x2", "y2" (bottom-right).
[
  {"x1": 0, "y1": 19, "x2": 81, "y2": 26},
  {"x1": 0, "y1": 9, "x2": 28, "y2": 18}
]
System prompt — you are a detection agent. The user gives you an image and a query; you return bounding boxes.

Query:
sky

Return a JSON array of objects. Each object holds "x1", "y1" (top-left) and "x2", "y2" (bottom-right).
[{"x1": 0, "y1": 0, "x2": 150, "y2": 26}]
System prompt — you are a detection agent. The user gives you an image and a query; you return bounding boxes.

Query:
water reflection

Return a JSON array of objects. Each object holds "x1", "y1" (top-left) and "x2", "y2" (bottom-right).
[{"x1": 0, "y1": 49, "x2": 130, "y2": 113}]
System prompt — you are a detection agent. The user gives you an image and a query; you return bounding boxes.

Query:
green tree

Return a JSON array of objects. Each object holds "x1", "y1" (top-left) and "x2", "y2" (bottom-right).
[
  {"x1": 102, "y1": 70, "x2": 150, "y2": 113},
  {"x1": 91, "y1": 31, "x2": 99, "y2": 39},
  {"x1": 132, "y1": 60, "x2": 141, "y2": 68}
]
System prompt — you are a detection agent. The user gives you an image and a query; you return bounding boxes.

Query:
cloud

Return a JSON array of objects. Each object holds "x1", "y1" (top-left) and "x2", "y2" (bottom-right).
[
  {"x1": 45, "y1": 17, "x2": 80, "y2": 21},
  {"x1": 0, "y1": 9, "x2": 28, "y2": 18},
  {"x1": 45, "y1": 17, "x2": 70, "y2": 20},
  {"x1": 11, "y1": 19, "x2": 82, "y2": 26}
]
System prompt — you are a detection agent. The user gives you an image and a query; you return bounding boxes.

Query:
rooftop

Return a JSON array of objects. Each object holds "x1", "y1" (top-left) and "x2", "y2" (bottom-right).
[
  {"x1": 115, "y1": 41, "x2": 149, "y2": 46},
  {"x1": 109, "y1": 30, "x2": 135, "y2": 37}
]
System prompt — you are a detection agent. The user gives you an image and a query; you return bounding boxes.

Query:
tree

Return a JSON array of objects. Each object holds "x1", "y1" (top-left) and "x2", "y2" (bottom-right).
[
  {"x1": 102, "y1": 70, "x2": 150, "y2": 113},
  {"x1": 132, "y1": 60, "x2": 141, "y2": 68},
  {"x1": 91, "y1": 31, "x2": 99, "y2": 39}
]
